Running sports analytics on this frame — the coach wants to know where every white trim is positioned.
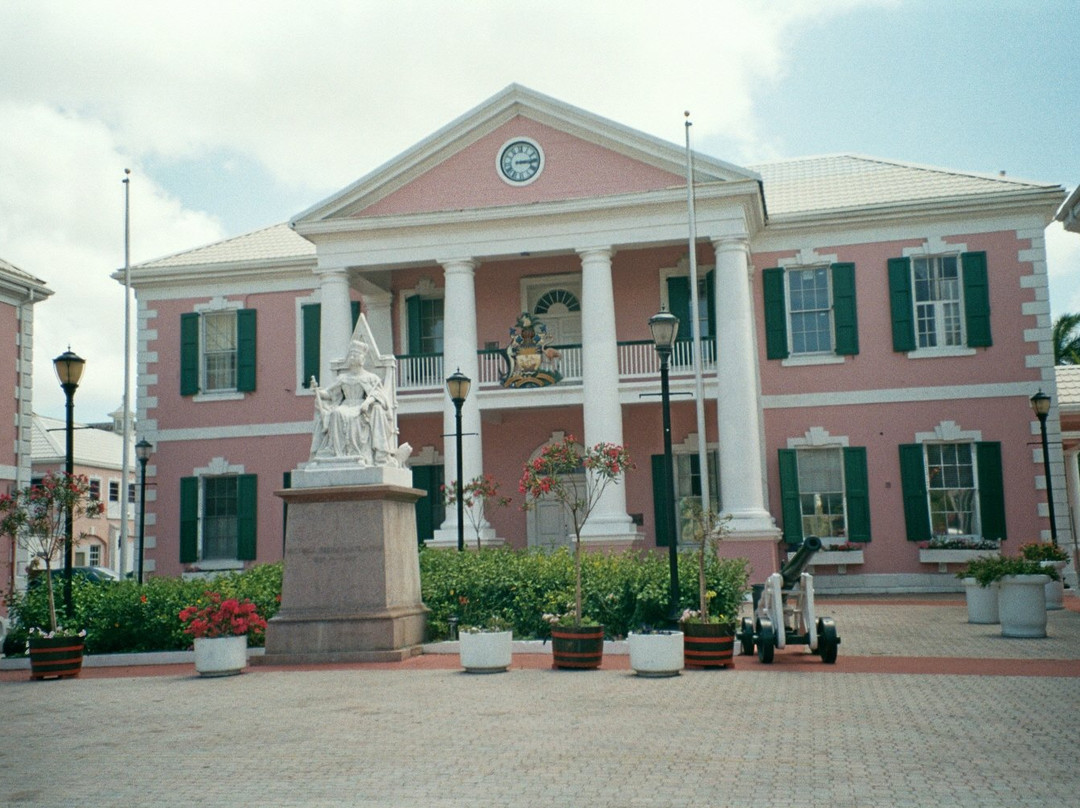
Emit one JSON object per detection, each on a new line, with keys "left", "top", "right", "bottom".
{"left": 762, "top": 380, "right": 1035, "bottom": 409}
{"left": 787, "top": 427, "right": 850, "bottom": 449}
{"left": 408, "top": 445, "right": 443, "bottom": 466}
{"left": 781, "top": 354, "right": 845, "bottom": 367}
{"left": 914, "top": 420, "right": 982, "bottom": 443}
{"left": 905, "top": 346, "right": 977, "bottom": 359}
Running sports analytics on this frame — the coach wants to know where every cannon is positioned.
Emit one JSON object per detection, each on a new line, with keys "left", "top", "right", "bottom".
{"left": 737, "top": 536, "right": 840, "bottom": 664}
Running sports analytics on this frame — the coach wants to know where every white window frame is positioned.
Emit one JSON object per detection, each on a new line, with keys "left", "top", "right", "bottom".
{"left": 914, "top": 421, "right": 984, "bottom": 541}
{"left": 902, "top": 240, "right": 976, "bottom": 359}
{"left": 193, "top": 297, "right": 245, "bottom": 402}
{"left": 190, "top": 457, "right": 246, "bottom": 571}
{"left": 787, "top": 428, "right": 851, "bottom": 546}
{"left": 785, "top": 265, "right": 835, "bottom": 357}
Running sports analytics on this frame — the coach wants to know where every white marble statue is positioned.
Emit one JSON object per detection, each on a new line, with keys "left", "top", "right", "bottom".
{"left": 309, "top": 338, "right": 410, "bottom": 468}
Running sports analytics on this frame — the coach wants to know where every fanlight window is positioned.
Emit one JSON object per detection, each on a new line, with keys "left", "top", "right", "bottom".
{"left": 534, "top": 289, "right": 580, "bottom": 315}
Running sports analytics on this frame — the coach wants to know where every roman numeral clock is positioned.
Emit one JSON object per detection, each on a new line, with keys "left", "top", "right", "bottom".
{"left": 497, "top": 137, "right": 544, "bottom": 185}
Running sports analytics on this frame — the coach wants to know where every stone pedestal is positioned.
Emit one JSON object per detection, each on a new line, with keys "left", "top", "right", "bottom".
{"left": 258, "top": 482, "right": 428, "bottom": 664}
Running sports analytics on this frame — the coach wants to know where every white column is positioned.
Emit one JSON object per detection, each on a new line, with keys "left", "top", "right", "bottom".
{"left": 1064, "top": 448, "right": 1080, "bottom": 590}
{"left": 360, "top": 288, "right": 393, "bottom": 359}
{"left": 712, "top": 236, "right": 779, "bottom": 538}
{"left": 315, "top": 268, "right": 353, "bottom": 387}
{"left": 577, "top": 247, "right": 636, "bottom": 542}
{"left": 432, "top": 259, "right": 493, "bottom": 546}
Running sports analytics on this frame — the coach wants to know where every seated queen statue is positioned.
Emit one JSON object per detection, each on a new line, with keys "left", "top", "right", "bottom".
{"left": 309, "top": 338, "right": 409, "bottom": 468}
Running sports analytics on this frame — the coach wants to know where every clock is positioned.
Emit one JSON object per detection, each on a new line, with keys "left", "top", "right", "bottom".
{"left": 497, "top": 137, "right": 544, "bottom": 185}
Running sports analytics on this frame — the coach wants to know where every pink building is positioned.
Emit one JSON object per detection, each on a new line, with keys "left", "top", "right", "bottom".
{"left": 126, "top": 86, "right": 1068, "bottom": 592}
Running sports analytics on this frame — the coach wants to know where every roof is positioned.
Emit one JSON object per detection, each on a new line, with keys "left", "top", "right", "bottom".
{"left": 1056, "top": 184, "right": 1080, "bottom": 233}
{"left": 0, "top": 256, "right": 52, "bottom": 298}
{"left": 134, "top": 223, "right": 314, "bottom": 270}
{"left": 1056, "top": 365, "right": 1080, "bottom": 411}
{"left": 750, "top": 154, "right": 1062, "bottom": 218}
{"left": 31, "top": 413, "right": 135, "bottom": 471}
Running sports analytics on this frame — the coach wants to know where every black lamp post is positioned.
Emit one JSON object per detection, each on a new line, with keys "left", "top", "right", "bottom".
{"left": 649, "top": 310, "right": 681, "bottom": 622}
{"left": 446, "top": 369, "right": 471, "bottom": 553}
{"left": 135, "top": 439, "right": 152, "bottom": 583}
{"left": 53, "top": 348, "right": 85, "bottom": 618}
{"left": 1030, "top": 390, "right": 1058, "bottom": 547}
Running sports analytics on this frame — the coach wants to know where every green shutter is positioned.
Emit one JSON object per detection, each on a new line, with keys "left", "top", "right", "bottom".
{"left": 888, "top": 258, "right": 916, "bottom": 352}
{"left": 302, "top": 303, "right": 321, "bottom": 388}
{"left": 236, "top": 309, "right": 257, "bottom": 392}
{"left": 831, "top": 263, "right": 859, "bottom": 356}
{"left": 180, "top": 313, "right": 200, "bottom": 396}
{"left": 843, "top": 447, "right": 871, "bottom": 542}
{"left": 898, "top": 444, "right": 931, "bottom": 541}
{"left": 237, "top": 474, "right": 257, "bottom": 561}
{"left": 962, "top": 252, "right": 992, "bottom": 348}
{"left": 351, "top": 300, "right": 362, "bottom": 330}
{"left": 762, "top": 268, "right": 789, "bottom": 360}
{"left": 412, "top": 465, "right": 445, "bottom": 544}
{"left": 282, "top": 471, "right": 291, "bottom": 554}
{"left": 407, "top": 295, "right": 423, "bottom": 354}
{"left": 778, "top": 449, "right": 802, "bottom": 546}
{"left": 651, "top": 454, "right": 673, "bottom": 547}
{"left": 180, "top": 476, "right": 199, "bottom": 563}
{"left": 666, "top": 276, "right": 692, "bottom": 341}
{"left": 976, "top": 441, "right": 1007, "bottom": 542}
{"left": 705, "top": 270, "right": 716, "bottom": 341}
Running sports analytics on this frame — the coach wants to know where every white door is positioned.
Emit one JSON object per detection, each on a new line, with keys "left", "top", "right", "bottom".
{"left": 527, "top": 472, "right": 584, "bottom": 549}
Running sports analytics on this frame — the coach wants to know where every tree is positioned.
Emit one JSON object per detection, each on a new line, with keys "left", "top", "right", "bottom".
{"left": 1053, "top": 312, "right": 1080, "bottom": 365}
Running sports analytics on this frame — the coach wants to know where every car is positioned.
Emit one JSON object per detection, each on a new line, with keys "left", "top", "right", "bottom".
{"left": 27, "top": 565, "right": 120, "bottom": 588}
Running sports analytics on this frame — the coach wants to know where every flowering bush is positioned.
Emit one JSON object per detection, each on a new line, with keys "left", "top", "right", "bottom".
{"left": 1019, "top": 542, "right": 1069, "bottom": 563}
{"left": 679, "top": 498, "right": 732, "bottom": 625}
{"left": 442, "top": 474, "right": 511, "bottom": 550}
{"left": 920, "top": 536, "right": 1000, "bottom": 550}
{"left": 179, "top": 591, "right": 268, "bottom": 640}
{"left": 0, "top": 471, "right": 104, "bottom": 634}
{"left": 519, "top": 436, "right": 634, "bottom": 626}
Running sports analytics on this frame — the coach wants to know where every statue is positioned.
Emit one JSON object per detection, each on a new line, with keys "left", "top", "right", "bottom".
{"left": 309, "top": 338, "right": 410, "bottom": 468}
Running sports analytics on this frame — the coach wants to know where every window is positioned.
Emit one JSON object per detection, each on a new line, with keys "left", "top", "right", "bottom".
{"left": 888, "top": 252, "right": 991, "bottom": 352}
{"left": 406, "top": 296, "right": 444, "bottom": 355}
{"left": 301, "top": 301, "right": 361, "bottom": 388}
{"left": 128, "top": 483, "right": 136, "bottom": 504}
{"left": 179, "top": 474, "right": 257, "bottom": 563}
{"left": 180, "top": 308, "right": 256, "bottom": 396}
{"left": 898, "top": 441, "right": 1005, "bottom": 542}
{"left": 763, "top": 263, "right": 858, "bottom": 359}
{"left": 88, "top": 544, "right": 101, "bottom": 566}
{"left": 109, "top": 480, "right": 120, "bottom": 503}
{"left": 778, "top": 447, "right": 870, "bottom": 546}
{"left": 88, "top": 478, "right": 101, "bottom": 502}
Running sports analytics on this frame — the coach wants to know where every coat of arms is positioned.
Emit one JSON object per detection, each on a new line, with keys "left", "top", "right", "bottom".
{"left": 501, "top": 312, "right": 563, "bottom": 388}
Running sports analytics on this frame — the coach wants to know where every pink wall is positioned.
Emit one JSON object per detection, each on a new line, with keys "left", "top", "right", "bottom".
{"left": 358, "top": 117, "right": 684, "bottom": 218}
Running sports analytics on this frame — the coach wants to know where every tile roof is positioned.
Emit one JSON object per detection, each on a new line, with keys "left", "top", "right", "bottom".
{"left": 750, "top": 154, "right": 1060, "bottom": 217}
{"left": 0, "top": 256, "right": 49, "bottom": 287}
{"left": 31, "top": 414, "right": 134, "bottom": 470}
{"left": 1055, "top": 365, "right": 1080, "bottom": 409}
{"left": 136, "top": 223, "right": 314, "bottom": 269}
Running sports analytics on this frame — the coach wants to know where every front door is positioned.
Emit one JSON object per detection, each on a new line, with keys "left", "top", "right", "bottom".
{"left": 527, "top": 472, "right": 584, "bottom": 549}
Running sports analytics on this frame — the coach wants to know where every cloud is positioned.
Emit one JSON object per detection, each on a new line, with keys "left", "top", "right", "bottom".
{"left": 1046, "top": 222, "right": 1080, "bottom": 319}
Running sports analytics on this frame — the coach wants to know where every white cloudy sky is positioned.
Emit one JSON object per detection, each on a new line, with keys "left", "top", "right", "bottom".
{"left": 2, "top": 0, "right": 1078, "bottom": 423}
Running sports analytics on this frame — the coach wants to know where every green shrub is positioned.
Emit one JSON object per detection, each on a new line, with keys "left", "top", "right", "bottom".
{"left": 419, "top": 547, "right": 749, "bottom": 640}
{"left": 3, "top": 563, "right": 282, "bottom": 655}
{"left": 958, "top": 553, "right": 1060, "bottom": 587}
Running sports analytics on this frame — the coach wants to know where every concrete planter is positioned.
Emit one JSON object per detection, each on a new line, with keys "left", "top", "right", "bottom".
{"left": 961, "top": 578, "right": 999, "bottom": 624}
{"left": 919, "top": 548, "right": 998, "bottom": 573}
{"left": 1041, "top": 561, "right": 1067, "bottom": 610}
{"left": 458, "top": 630, "right": 512, "bottom": 673}
{"left": 194, "top": 635, "right": 248, "bottom": 676}
{"left": 998, "top": 575, "right": 1050, "bottom": 638}
{"left": 627, "top": 631, "right": 683, "bottom": 677}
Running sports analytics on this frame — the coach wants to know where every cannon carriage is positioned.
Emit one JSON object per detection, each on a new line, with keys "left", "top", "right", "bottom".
{"left": 737, "top": 536, "right": 840, "bottom": 664}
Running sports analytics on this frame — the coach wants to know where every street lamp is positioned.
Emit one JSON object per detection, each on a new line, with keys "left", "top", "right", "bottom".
{"left": 135, "top": 439, "right": 153, "bottom": 583}
{"left": 1030, "top": 390, "right": 1058, "bottom": 547}
{"left": 53, "top": 348, "right": 85, "bottom": 618}
{"left": 446, "top": 369, "right": 471, "bottom": 553}
{"left": 649, "top": 309, "right": 680, "bottom": 623}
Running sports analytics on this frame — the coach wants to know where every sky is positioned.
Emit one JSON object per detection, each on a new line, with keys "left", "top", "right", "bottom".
{"left": 2, "top": 0, "right": 1078, "bottom": 424}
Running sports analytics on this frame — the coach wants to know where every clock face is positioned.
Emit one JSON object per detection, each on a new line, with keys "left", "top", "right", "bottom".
{"left": 497, "top": 138, "right": 543, "bottom": 185}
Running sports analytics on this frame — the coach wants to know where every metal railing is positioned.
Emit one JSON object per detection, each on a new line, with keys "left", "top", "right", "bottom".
{"left": 396, "top": 338, "right": 716, "bottom": 392}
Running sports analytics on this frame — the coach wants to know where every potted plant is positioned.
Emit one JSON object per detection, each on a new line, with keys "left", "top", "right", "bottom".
{"left": 442, "top": 474, "right": 511, "bottom": 550}
{"left": 677, "top": 499, "right": 737, "bottom": 668}
{"left": 1019, "top": 542, "right": 1070, "bottom": 610}
{"left": 519, "top": 435, "right": 633, "bottom": 669}
{"left": 179, "top": 591, "right": 268, "bottom": 676}
{"left": 957, "top": 554, "right": 1057, "bottom": 638}
{"left": 627, "top": 624, "right": 684, "bottom": 677}
{"left": 458, "top": 615, "right": 513, "bottom": 673}
{"left": 956, "top": 554, "right": 1003, "bottom": 624}
{"left": 0, "top": 471, "right": 103, "bottom": 680}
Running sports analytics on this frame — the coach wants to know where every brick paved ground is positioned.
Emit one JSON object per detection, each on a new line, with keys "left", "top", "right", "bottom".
{"left": 2, "top": 598, "right": 1079, "bottom": 807}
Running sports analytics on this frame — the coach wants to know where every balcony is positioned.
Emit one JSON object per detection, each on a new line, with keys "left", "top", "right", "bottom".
{"left": 395, "top": 339, "right": 717, "bottom": 393}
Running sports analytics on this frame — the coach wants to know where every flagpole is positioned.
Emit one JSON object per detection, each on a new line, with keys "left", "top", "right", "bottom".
{"left": 119, "top": 169, "right": 132, "bottom": 578}
{"left": 684, "top": 112, "right": 712, "bottom": 518}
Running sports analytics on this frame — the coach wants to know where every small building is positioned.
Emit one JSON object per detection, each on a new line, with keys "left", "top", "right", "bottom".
{"left": 125, "top": 85, "right": 1069, "bottom": 592}
{"left": 0, "top": 257, "right": 52, "bottom": 604}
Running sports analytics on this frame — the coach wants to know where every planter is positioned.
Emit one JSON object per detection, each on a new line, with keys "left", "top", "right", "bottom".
{"left": 998, "top": 574, "right": 1050, "bottom": 638}
{"left": 550, "top": 624, "right": 604, "bottom": 670}
{"left": 919, "top": 548, "right": 998, "bottom": 573}
{"left": 459, "top": 630, "right": 513, "bottom": 673}
{"left": 627, "top": 631, "right": 683, "bottom": 677}
{"left": 807, "top": 550, "right": 864, "bottom": 574}
{"left": 194, "top": 635, "right": 248, "bottom": 676}
{"left": 680, "top": 621, "right": 735, "bottom": 668}
{"left": 1041, "top": 561, "right": 1066, "bottom": 610}
{"left": 28, "top": 636, "right": 84, "bottom": 680}
{"left": 961, "top": 578, "right": 999, "bottom": 624}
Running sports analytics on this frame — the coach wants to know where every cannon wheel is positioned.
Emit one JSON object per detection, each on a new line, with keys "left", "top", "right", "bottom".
{"left": 739, "top": 617, "right": 755, "bottom": 656}
{"left": 817, "top": 617, "right": 838, "bottom": 664}
{"left": 756, "top": 617, "right": 775, "bottom": 664}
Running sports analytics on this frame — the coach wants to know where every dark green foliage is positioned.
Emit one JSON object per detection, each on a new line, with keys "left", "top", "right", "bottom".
{"left": 4, "top": 563, "right": 282, "bottom": 655}
{"left": 419, "top": 547, "right": 749, "bottom": 640}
